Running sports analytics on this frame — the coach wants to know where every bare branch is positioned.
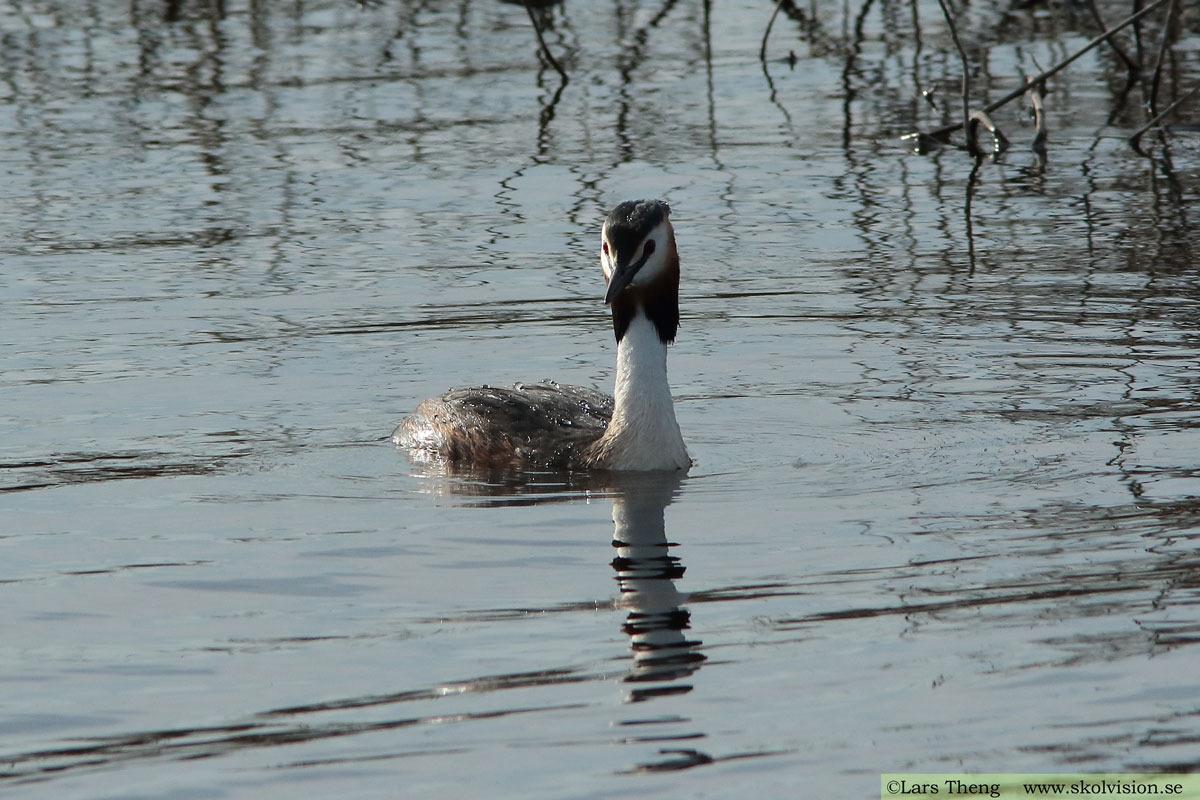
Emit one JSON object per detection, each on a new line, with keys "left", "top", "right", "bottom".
{"left": 761, "top": 0, "right": 787, "bottom": 63}
{"left": 1130, "top": 85, "right": 1200, "bottom": 154}
{"left": 1147, "top": 0, "right": 1179, "bottom": 118}
{"left": 937, "top": 0, "right": 979, "bottom": 156}
{"left": 968, "top": 110, "right": 1010, "bottom": 155}
{"left": 1087, "top": 0, "right": 1138, "bottom": 74}
{"left": 1029, "top": 80, "right": 1047, "bottom": 155}
{"left": 522, "top": 0, "right": 568, "bottom": 85}
{"left": 920, "top": 0, "right": 1168, "bottom": 142}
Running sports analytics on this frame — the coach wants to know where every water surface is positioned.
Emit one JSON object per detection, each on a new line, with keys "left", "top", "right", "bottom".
{"left": 2, "top": 0, "right": 1199, "bottom": 797}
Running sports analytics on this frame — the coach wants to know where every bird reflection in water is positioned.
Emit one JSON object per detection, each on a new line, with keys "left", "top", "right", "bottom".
{"left": 399, "top": 463, "right": 709, "bottom": 769}
{"left": 401, "top": 464, "right": 705, "bottom": 691}
{"left": 608, "top": 471, "right": 705, "bottom": 701}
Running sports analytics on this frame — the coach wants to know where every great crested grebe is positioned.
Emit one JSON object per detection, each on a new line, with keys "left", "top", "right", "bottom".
{"left": 393, "top": 199, "right": 690, "bottom": 472}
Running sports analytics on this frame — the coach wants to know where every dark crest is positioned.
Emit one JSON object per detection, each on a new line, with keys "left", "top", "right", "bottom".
{"left": 605, "top": 200, "right": 669, "bottom": 267}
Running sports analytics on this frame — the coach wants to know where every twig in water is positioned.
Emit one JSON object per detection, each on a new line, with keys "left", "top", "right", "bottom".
{"left": 522, "top": 0, "right": 568, "bottom": 85}
{"left": 761, "top": 0, "right": 787, "bottom": 63}
{"left": 968, "top": 110, "right": 1010, "bottom": 156}
{"left": 1129, "top": 85, "right": 1200, "bottom": 155}
{"left": 1086, "top": 0, "right": 1138, "bottom": 75}
{"left": 1132, "top": 0, "right": 1148, "bottom": 70}
{"left": 1146, "top": 0, "right": 1178, "bottom": 119}
{"left": 919, "top": 0, "right": 1168, "bottom": 143}
{"left": 760, "top": 0, "right": 798, "bottom": 131}
{"left": 1029, "top": 79, "right": 1047, "bottom": 156}
{"left": 937, "top": 0, "right": 979, "bottom": 156}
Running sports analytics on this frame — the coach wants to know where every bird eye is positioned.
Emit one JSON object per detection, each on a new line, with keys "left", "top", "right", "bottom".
{"left": 643, "top": 240, "right": 656, "bottom": 256}
{"left": 602, "top": 241, "right": 609, "bottom": 255}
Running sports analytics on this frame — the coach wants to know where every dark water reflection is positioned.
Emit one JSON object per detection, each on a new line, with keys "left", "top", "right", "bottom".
{"left": 2, "top": 0, "right": 1200, "bottom": 796}
{"left": 610, "top": 473, "right": 705, "bottom": 696}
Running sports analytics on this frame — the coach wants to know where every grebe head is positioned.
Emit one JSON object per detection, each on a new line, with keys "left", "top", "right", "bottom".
{"left": 601, "top": 199, "right": 675, "bottom": 305}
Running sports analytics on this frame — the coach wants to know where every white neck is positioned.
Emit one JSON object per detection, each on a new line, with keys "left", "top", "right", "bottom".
{"left": 589, "top": 311, "right": 690, "bottom": 471}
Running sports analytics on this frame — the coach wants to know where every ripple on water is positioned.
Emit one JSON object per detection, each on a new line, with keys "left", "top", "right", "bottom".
{"left": 3, "top": 0, "right": 1200, "bottom": 796}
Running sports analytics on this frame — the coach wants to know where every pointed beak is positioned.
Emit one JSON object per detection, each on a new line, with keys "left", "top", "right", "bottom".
{"left": 604, "top": 252, "right": 650, "bottom": 305}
